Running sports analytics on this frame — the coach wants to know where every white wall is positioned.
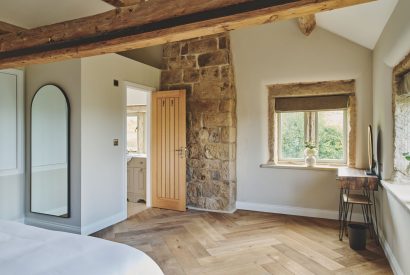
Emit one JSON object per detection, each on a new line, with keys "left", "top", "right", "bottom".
{"left": 373, "top": 0, "right": 410, "bottom": 273}
{"left": 127, "top": 87, "right": 148, "bottom": 106}
{"left": 231, "top": 20, "right": 373, "bottom": 216}
{"left": 25, "top": 59, "right": 82, "bottom": 233}
{"left": 0, "top": 70, "right": 24, "bottom": 221}
{"left": 80, "top": 54, "right": 160, "bottom": 234}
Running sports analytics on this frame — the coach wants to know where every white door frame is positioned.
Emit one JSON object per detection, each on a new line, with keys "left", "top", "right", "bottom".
{"left": 122, "top": 81, "right": 156, "bottom": 214}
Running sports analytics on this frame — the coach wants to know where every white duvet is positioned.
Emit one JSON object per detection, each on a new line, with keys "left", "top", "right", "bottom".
{"left": 0, "top": 220, "right": 163, "bottom": 275}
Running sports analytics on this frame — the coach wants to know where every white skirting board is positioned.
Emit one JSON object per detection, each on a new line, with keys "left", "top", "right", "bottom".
{"left": 81, "top": 211, "right": 127, "bottom": 236}
{"left": 25, "top": 218, "right": 81, "bottom": 234}
{"left": 236, "top": 201, "right": 364, "bottom": 222}
{"left": 378, "top": 227, "right": 404, "bottom": 275}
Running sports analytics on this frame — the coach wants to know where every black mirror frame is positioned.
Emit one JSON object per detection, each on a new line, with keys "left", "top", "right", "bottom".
{"left": 30, "top": 84, "right": 71, "bottom": 218}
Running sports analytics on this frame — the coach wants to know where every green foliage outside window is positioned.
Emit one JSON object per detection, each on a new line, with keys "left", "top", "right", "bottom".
{"left": 280, "top": 110, "right": 345, "bottom": 162}
{"left": 280, "top": 112, "right": 305, "bottom": 159}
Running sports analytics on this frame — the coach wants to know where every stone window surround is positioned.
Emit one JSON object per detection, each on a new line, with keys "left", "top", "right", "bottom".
{"left": 392, "top": 52, "right": 410, "bottom": 180}
{"left": 267, "top": 80, "right": 357, "bottom": 168}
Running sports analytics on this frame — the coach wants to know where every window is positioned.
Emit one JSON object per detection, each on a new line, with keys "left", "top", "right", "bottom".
{"left": 268, "top": 80, "right": 356, "bottom": 167}
{"left": 127, "top": 106, "right": 147, "bottom": 154}
{"left": 278, "top": 110, "right": 347, "bottom": 164}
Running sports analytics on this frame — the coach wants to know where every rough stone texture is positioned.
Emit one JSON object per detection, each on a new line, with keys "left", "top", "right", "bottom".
{"left": 160, "top": 33, "right": 237, "bottom": 212}
{"left": 393, "top": 55, "right": 410, "bottom": 178}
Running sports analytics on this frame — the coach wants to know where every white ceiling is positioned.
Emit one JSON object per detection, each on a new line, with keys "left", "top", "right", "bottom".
{"left": 0, "top": 0, "right": 399, "bottom": 50}
{"left": 0, "top": 0, "right": 112, "bottom": 29}
{"left": 316, "top": 0, "right": 398, "bottom": 50}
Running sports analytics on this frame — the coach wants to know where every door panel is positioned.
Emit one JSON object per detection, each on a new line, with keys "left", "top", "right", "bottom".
{"left": 152, "top": 90, "right": 186, "bottom": 211}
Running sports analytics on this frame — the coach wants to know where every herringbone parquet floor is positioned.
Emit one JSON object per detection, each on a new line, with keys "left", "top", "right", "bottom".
{"left": 93, "top": 208, "right": 392, "bottom": 275}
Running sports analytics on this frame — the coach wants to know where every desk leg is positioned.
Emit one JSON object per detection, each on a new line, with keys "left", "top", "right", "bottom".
{"left": 339, "top": 188, "right": 348, "bottom": 241}
{"left": 338, "top": 188, "right": 343, "bottom": 240}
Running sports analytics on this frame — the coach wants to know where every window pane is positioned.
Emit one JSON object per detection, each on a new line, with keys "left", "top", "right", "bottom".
{"left": 317, "top": 111, "right": 344, "bottom": 160}
{"left": 280, "top": 112, "right": 305, "bottom": 159}
{"left": 127, "top": 116, "right": 139, "bottom": 152}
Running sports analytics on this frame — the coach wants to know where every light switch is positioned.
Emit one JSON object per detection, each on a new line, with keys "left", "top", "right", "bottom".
{"left": 113, "top": 139, "right": 119, "bottom": 146}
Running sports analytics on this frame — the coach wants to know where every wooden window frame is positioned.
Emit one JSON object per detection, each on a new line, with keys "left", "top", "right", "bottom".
{"left": 268, "top": 80, "right": 356, "bottom": 167}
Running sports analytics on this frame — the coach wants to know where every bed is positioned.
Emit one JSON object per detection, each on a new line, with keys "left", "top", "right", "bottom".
{"left": 0, "top": 220, "right": 163, "bottom": 275}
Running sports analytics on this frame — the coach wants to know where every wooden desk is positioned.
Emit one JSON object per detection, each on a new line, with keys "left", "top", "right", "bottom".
{"left": 337, "top": 167, "right": 379, "bottom": 190}
{"left": 337, "top": 167, "right": 379, "bottom": 243}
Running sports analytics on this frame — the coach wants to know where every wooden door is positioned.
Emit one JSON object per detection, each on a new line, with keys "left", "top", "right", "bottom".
{"left": 152, "top": 90, "right": 186, "bottom": 211}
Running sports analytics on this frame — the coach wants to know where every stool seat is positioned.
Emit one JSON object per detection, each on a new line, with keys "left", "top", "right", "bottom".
{"left": 343, "top": 194, "right": 372, "bottom": 205}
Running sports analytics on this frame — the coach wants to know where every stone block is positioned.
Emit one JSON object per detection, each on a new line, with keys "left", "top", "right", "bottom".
{"left": 163, "top": 43, "right": 180, "bottom": 58}
{"left": 198, "top": 50, "right": 229, "bottom": 67}
{"left": 183, "top": 68, "right": 200, "bottom": 83}
{"left": 205, "top": 197, "right": 228, "bottom": 210}
{"left": 188, "top": 38, "right": 218, "bottom": 54}
{"left": 221, "top": 161, "right": 236, "bottom": 181}
{"left": 181, "top": 42, "right": 188, "bottom": 55}
{"left": 161, "top": 69, "right": 182, "bottom": 84}
{"left": 188, "top": 143, "right": 203, "bottom": 159}
{"left": 221, "top": 86, "right": 236, "bottom": 100}
{"left": 208, "top": 128, "right": 221, "bottom": 143}
{"left": 187, "top": 112, "right": 203, "bottom": 129}
{"left": 200, "top": 67, "right": 220, "bottom": 81}
{"left": 221, "top": 127, "right": 236, "bottom": 143}
{"left": 204, "top": 112, "right": 233, "bottom": 127}
{"left": 193, "top": 82, "right": 222, "bottom": 99}
{"left": 221, "top": 65, "right": 233, "bottom": 80}
{"left": 188, "top": 100, "right": 220, "bottom": 113}
{"left": 204, "top": 143, "right": 235, "bottom": 161}
{"left": 218, "top": 36, "right": 230, "bottom": 50}
{"left": 168, "top": 55, "right": 197, "bottom": 70}
{"left": 210, "top": 170, "right": 221, "bottom": 180}
{"left": 203, "top": 159, "right": 222, "bottom": 170}
{"left": 220, "top": 99, "right": 236, "bottom": 113}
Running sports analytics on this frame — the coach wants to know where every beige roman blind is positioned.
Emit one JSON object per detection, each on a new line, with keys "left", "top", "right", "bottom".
{"left": 275, "top": 95, "right": 349, "bottom": 112}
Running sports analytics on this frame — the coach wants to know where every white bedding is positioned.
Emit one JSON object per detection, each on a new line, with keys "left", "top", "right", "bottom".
{"left": 0, "top": 220, "right": 163, "bottom": 275}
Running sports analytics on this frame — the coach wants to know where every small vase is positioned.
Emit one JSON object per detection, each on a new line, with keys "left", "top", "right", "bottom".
{"left": 304, "top": 148, "right": 317, "bottom": 167}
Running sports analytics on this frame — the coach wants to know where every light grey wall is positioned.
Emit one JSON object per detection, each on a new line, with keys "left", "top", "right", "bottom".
{"left": 373, "top": 0, "right": 410, "bottom": 273}
{"left": 231, "top": 20, "right": 373, "bottom": 214}
{"left": 0, "top": 69, "right": 25, "bottom": 221}
{"left": 80, "top": 54, "right": 160, "bottom": 234}
{"left": 25, "top": 59, "right": 82, "bottom": 232}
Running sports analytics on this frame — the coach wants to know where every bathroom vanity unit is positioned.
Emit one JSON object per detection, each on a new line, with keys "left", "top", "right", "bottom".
{"left": 127, "top": 156, "right": 147, "bottom": 203}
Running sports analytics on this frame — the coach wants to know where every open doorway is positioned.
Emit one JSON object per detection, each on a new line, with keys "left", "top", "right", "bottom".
{"left": 124, "top": 82, "right": 154, "bottom": 218}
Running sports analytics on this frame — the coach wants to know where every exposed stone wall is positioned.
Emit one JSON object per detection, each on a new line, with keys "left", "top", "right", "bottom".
{"left": 393, "top": 56, "right": 410, "bottom": 178}
{"left": 160, "top": 33, "right": 237, "bottom": 212}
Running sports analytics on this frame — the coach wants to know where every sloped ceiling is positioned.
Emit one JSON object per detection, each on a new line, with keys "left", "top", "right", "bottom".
{"left": 316, "top": 0, "right": 398, "bottom": 50}
{"left": 0, "top": 0, "right": 112, "bottom": 29}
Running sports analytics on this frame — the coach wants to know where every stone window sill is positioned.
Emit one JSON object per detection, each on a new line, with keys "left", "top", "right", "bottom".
{"left": 381, "top": 179, "right": 410, "bottom": 214}
{"left": 260, "top": 163, "right": 342, "bottom": 171}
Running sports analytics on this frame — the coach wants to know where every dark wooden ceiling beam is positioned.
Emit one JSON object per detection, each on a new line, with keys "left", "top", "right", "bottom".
{"left": 0, "top": 21, "right": 26, "bottom": 35}
{"left": 102, "top": 0, "right": 144, "bottom": 8}
{"left": 298, "top": 14, "right": 316, "bottom": 36}
{"left": 0, "top": 0, "right": 374, "bottom": 69}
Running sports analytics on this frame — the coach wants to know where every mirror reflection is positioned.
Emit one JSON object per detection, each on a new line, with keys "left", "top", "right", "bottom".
{"left": 31, "top": 85, "right": 69, "bottom": 218}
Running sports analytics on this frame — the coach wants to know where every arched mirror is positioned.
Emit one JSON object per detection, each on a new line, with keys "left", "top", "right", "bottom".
{"left": 31, "top": 85, "right": 70, "bottom": 218}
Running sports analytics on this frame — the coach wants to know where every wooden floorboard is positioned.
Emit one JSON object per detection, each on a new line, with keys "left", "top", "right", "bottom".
{"left": 93, "top": 209, "right": 392, "bottom": 275}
